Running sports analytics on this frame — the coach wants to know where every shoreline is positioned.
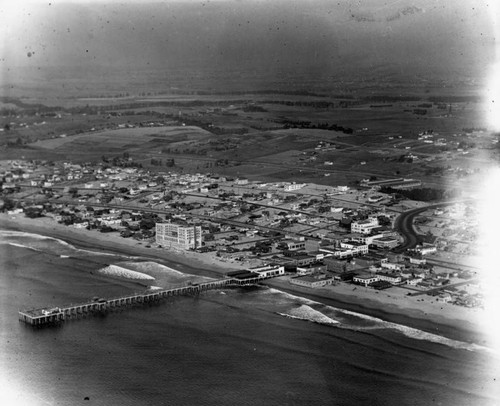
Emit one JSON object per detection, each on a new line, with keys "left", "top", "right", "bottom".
{"left": 0, "top": 214, "right": 488, "bottom": 346}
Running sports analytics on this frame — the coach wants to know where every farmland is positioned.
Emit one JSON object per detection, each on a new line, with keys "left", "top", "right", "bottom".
{"left": 1, "top": 78, "right": 497, "bottom": 191}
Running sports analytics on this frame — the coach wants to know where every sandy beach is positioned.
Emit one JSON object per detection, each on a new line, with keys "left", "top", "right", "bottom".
{"left": 0, "top": 213, "right": 488, "bottom": 345}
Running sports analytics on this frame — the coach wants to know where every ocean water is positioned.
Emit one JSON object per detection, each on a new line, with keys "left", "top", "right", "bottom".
{"left": 0, "top": 231, "right": 499, "bottom": 406}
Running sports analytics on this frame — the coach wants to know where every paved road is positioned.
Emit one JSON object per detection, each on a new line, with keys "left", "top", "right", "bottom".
{"left": 392, "top": 202, "right": 455, "bottom": 253}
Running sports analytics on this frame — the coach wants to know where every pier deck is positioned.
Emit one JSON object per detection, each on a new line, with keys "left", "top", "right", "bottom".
{"left": 19, "top": 276, "right": 266, "bottom": 327}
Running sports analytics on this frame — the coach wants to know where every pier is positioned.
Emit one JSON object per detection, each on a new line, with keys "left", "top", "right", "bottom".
{"left": 19, "top": 275, "right": 266, "bottom": 327}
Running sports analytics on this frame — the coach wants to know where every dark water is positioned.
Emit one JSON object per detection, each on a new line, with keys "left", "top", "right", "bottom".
{"left": 1, "top": 232, "right": 499, "bottom": 406}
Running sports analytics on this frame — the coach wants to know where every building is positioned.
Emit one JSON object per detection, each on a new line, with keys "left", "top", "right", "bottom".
{"left": 296, "top": 263, "right": 327, "bottom": 276}
{"left": 415, "top": 244, "right": 437, "bottom": 255}
{"left": 371, "top": 236, "right": 399, "bottom": 249}
{"left": 287, "top": 254, "right": 317, "bottom": 266}
{"left": 289, "top": 274, "right": 334, "bottom": 288}
{"left": 353, "top": 274, "right": 379, "bottom": 287}
{"left": 324, "top": 257, "right": 354, "bottom": 272}
{"left": 376, "top": 272, "right": 402, "bottom": 284}
{"left": 280, "top": 240, "right": 306, "bottom": 251}
{"left": 247, "top": 264, "right": 285, "bottom": 278}
{"left": 156, "top": 222, "right": 202, "bottom": 250}
{"left": 320, "top": 241, "right": 368, "bottom": 259}
{"left": 339, "top": 241, "right": 369, "bottom": 255}
{"left": 360, "top": 178, "right": 422, "bottom": 190}
{"left": 380, "top": 261, "right": 403, "bottom": 271}
{"left": 284, "top": 182, "right": 306, "bottom": 191}
{"left": 351, "top": 217, "right": 379, "bottom": 234}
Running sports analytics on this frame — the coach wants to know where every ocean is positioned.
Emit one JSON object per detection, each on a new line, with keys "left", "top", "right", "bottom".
{"left": 0, "top": 231, "right": 498, "bottom": 406}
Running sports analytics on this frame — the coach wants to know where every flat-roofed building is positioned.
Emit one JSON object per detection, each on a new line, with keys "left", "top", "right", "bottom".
{"left": 156, "top": 222, "right": 202, "bottom": 250}
{"left": 351, "top": 217, "right": 379, "bottom": 234}
{"left": 248, "top": 264, "right": 285, "bottom": 278}
{"left": 296, "top": 263, "right": 327, "bottom": 276}
{"left": 353, "top": 274, "right": 379, "bottom": 287}
{"left": 289, "top": 274, "right": 334, "bottom": 288}
{"left": 376, "top": 272, "right": 402, "bottom": 284}
{"left": 371, "top": 236, "right": 399, "bottom": 249}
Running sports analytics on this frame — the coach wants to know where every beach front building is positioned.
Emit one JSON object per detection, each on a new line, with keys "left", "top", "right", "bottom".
{"left": 289, "top": 273, "right": 334, "bottom": 288}
{"left": 248, "top": 264, "right": 285, "bottom": 278}
{"left": 353, "top": 274, "right": 380, "bottom": 287}
{"left": 156, "top": 222, "right": 202, "bottom": 250}
{"left": 376, "top": 272, "right": 402, "bottom": 284}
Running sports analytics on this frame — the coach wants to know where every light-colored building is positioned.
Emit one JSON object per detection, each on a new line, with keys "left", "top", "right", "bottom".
{"left": 284, "top": 182, "right": 306, "bottom": 191}
{"left": 353, "top": 274, "right": 379, "bottom": 287}
{"left": 351, "top": 217, "right": 379, "bottom": 234}
{"left": 376, "top": 272, "right": 402, "bottom": 284}
{"left": 320, "top": 241, "right": 368, "bottom": 259}
{"left": 248, "top": 264, "right": 285, "bottom": 278}
{"left": 415, "top": 244, "right": 437, "bottom": 255}
{"left": 156, "top": 222, "right": 202, "bottom": 250}
{"left": 289, "top": 274, "right": 334, "bottom": 288}
{"left": 371, "top": 236, "right": 399, "bottom": 249}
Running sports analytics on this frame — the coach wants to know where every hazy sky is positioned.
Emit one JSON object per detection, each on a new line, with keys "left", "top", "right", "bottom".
{"left": 0, "top": 0, "right": 497, "bottom": 82}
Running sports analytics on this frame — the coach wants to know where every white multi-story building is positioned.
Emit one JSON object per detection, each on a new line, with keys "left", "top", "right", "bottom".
{"left": 156, "top": 222, "right": 202, "bottom": 250}
{"left": 351, "top": 217, "right": 379, "bottom": 234}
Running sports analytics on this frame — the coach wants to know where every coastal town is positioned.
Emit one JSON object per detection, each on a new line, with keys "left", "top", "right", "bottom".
{"left": 0, "top": 157, "right": 483, "bottom": 314}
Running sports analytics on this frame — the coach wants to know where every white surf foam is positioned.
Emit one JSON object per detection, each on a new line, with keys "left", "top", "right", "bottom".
{"left": 123, "top": 261, "right": 185, "bottom": 276}
{"left": 98, "top": 265, "right": 155, "bottom": 281}
{"left": 279, "top": 304, "right": 339, "bottom": 325}
{"left": 6, "top": 242, "right": 43, "bottom": 252}
{"left": 265, "top": 288, "right": 493, "bottom": 354}
{"left": 0, "top": 230, "right": 139, "bottom": 259}
{"left": 121, "top": 261, "right": 215, "bottom": 282}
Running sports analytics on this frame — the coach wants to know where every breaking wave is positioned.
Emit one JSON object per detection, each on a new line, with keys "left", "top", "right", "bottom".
{"left": 121, "top": 261, "right": 214, "bottom": 286}
{"left": 265, "top": 288, "right": 492, "bottom": 354}
{"left": 7, "top": 242, "right": 44, "bottom": 252}
{"left": 278, "top": 304, "right": 339, "bottom": 326}
{"left": 0, "top": 230, "right": 138, "bottom": 259}
{"left": 98, "top": 265, "right": 155, "bottom": 281}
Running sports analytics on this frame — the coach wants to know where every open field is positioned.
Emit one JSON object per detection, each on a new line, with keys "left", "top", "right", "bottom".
{"left": 2, "top": 79, "right": 497, "bottom": 189}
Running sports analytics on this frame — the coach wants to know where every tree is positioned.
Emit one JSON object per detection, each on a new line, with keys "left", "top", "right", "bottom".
{"left": 0, "top": 197, "right": 15, "bottom": 211}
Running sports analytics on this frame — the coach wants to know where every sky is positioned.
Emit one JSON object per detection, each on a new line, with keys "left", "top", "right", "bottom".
{"left": 0, "top": 0, "right": 497, "bottom": 85}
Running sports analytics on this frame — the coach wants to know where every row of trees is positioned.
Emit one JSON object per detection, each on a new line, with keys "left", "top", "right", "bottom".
{"left": 379, "top": 187, "right": 457, "bottom": 202}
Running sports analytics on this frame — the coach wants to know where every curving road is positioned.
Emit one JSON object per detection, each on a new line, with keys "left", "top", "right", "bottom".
{"left": 392, "top": 202, "right": 456, "bottom": 253}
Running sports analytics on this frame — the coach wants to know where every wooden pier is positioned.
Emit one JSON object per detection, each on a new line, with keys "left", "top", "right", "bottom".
{"left": 18, "top": 276, "right": 266, "bottom": 327}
